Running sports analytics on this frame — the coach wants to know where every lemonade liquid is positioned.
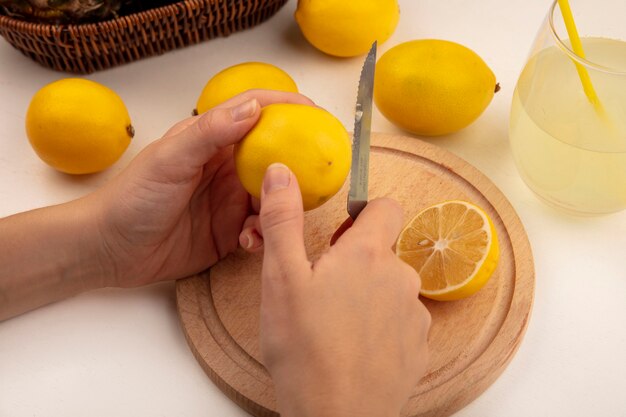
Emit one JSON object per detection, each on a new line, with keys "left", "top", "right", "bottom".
{"left": 510, "top": 38, "right": 626, "bottom": 215}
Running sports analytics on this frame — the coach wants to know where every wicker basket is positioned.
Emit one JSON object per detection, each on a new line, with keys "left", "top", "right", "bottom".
{"left": 0, "top": 0, "right": 288, "bottom": 74}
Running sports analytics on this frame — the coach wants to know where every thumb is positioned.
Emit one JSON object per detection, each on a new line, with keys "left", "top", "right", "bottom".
{"left": 260, "top": 163, "right": 309, "bottom": 275}
{"left": 164, "top": 98, "right": 260, "bottom": 168}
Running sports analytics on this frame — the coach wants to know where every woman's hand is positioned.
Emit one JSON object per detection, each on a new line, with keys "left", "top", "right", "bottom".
{"left": 91, "top": 90, "right": 314, "bottom": 288}
{"left": 256, "top": 163, "right": 431, "bottom": 417}
{"left": 1, "top": 90, "right": 316, "bottom": 321}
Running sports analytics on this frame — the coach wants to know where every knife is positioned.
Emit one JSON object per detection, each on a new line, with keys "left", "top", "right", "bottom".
{"left": 329, "top": 42, "right": 376, "bottom": 246}
{"left": 347, "top": 41, "right": 376, "bottom": 219}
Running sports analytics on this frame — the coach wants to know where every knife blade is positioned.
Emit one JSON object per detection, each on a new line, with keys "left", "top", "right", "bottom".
{"left": 347, "top": 41, "right": 377, "bottom": 220}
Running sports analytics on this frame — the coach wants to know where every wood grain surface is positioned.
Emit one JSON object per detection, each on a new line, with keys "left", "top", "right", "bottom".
{"left": 176, "top": 132, "right": 535, "bottom": 417}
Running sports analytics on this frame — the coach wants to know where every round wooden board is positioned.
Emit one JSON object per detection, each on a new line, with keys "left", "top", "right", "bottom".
{"left": 176, "top": 133, "right": 535, "bottom": 417}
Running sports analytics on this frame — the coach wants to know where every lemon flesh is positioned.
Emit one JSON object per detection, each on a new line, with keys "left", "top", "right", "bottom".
{"left": 196, "top": 62, "right": 298, "bottom": 113}
{"left": 295, "top": 0, "right": 399, "bottom": 57}
{"left": 234, "top": 103, "right": 351, "bottom": 211}
{"left": 375, "top": 40, "right": 497, "bottom": 136}
{"left": 396, "top": 200, "right": 500, "bottom": 301}
{"left": 26, "top": 78, "right": 132, "bottom": 175}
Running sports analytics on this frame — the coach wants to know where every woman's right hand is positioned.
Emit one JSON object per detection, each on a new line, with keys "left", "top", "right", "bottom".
{"left": 254, "top": 163, "right": 431, "bottom": 417}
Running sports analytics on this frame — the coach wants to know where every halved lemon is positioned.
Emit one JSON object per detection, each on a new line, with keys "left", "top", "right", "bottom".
{"left": 396, "top": 200, "right": 500, "bottom": 301}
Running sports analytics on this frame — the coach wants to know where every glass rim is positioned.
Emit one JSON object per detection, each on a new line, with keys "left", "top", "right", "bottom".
{"left": 549, "top": 0, "right": 626, "bottom": 75}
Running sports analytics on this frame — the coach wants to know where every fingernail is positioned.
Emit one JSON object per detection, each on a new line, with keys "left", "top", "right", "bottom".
{"left": 264, "top": 163, "right": 291, "bottom": 193}
{"left": 231, "top": 99, "right": 258, "bottom": 122}
{"left": 240, "top": 232, "right": 254, "bottom": 249}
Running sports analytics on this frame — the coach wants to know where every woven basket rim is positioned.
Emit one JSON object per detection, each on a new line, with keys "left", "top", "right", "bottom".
{"left": 0, "top": 0, "right": 241, "bottom": 34}
{"left": 0, "top": 0, "right": 287, "bottom": 73}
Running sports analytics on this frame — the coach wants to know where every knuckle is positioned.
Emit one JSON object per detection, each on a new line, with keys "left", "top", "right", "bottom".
{"left": 260, "top": 199, "right": 300, "bottom": 232}
{"left": 196, "top": 108, "right": 218, "bottom": 134}
{"left": 149, "top": 139, "right": 171, "bottom": 162}
{"left": 141, "top": 138, "right": 176, "bottom": 169}
{"left": 353, "top": 239, "right": 383, "bottom": 260}
{"left": 372, "top": 197, "right": 403, "bottom": 215}
{"left": 400, "top": 261, "right": 421, "bottom": 285}
{"left": 417, "top": 302, "right": 432, "bottom": 330}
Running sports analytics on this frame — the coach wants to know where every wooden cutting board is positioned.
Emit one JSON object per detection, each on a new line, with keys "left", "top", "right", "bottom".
{"left": 176, "top": 132, "right": 534, "bottom": 417}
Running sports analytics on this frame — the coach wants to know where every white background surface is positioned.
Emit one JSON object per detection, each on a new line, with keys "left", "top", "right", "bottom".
{"left": 1, "top": 0, "right": 626, "bottom": 416}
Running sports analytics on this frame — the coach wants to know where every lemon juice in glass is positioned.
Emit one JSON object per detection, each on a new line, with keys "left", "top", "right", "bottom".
{"left": 509, "top": 0, "right": 626, "bottom": 215}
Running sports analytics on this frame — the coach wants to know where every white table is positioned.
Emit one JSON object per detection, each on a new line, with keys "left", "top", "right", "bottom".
{"left": 1, "top": 1, "right": 625, "bottom": 416}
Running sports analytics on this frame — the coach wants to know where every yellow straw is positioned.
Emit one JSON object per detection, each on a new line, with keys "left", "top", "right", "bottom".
{"left": 557, "top": 0, "right": 602, "bottom": 108}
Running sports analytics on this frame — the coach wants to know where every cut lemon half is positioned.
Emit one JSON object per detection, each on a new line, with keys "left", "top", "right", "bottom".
{"left": 396, "top": 200, "right": 500, "bottom": 301}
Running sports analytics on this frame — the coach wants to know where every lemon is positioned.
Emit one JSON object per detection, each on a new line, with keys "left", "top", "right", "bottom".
{"left": 26, "top": 78, "right": 133, "bottom": 175}
{"left": 396, "top": 200, "right": 500, "bottom": 301}
{"left": 234, "top": 103, "right": 351, "bottom": 211}
{"left": 196, "top": 62, "right": 298, "bottom": 114}
{"left": 295, "top": 0, "right": 399, "bottom": 57}
{"left": 375, "top": 40, "right": 499, "bottom": 136}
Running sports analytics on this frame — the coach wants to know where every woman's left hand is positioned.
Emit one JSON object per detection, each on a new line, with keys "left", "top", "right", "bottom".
{"left": 91, "top": 90, "right": 314, "bottom": 288}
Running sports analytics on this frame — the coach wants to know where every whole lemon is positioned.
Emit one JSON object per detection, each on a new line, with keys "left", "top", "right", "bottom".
{"left": 235, "top": 103, "right": 351, "bottom": 211}
{"left": 295, "top": 0, "right": 399, "bottom": 57}
{"left": 374, "top": 40, "right": 499, "bottom": 136}
{"left": 26, "top": 78, "right": 133, "bottom": 174}
{"left": 196, "top": 62, "right": 298, "bottom": 114}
